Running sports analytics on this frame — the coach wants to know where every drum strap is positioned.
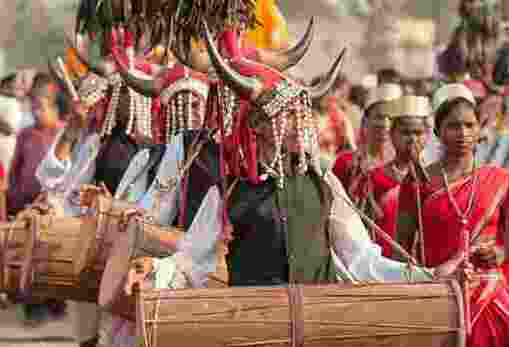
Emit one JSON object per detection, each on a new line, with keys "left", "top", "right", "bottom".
{"left": 287, "top": 284, "right": 304, "bottom": 347}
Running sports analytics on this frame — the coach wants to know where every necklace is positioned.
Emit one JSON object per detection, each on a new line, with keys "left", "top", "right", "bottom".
{"left": 440, "top": 162, "right": 478, "bottom": 228}
{"left": 440, "top": 160, "right": 477, "bottom": 338}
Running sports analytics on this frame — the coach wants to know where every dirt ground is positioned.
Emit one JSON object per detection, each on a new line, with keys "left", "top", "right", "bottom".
{"left": 0, "top": 302, "right": 76, "bottom": 347}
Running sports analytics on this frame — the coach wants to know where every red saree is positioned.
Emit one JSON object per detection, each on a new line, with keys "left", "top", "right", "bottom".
{"left": 333, "top": 150, "right": 386, "bottom": 201}
{"left": 332, "top": 118, "right": 394, "bottom": 200}
{"left": 398, "top": 166, "right": 509, "bottom": 347}
{"left": 369, "top": 167, "right": 400, "bottom": 258}
{"left": 333, "top": 150, "right": 355, "bottom": 189}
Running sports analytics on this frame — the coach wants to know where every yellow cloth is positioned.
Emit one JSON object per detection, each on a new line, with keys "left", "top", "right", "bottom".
{"left": 245, "top": 0, "right": 291, "bottom": 49}
{"left": 191, "top": 37, "right": 205, "bottom": 50}
{"left": 145, "top": 45, "right": 174, "bottom": 64}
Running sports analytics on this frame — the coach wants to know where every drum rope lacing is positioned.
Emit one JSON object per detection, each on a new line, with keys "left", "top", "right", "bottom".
{"left": 0, "top": 212, "right": 26, "bottom": 293}
{"left": 1, "top": 207, "right": 97, "bottom": 300}
{"left": 288, "top": 284, "right": 305, "bottom": 347}
{"left": 141, "top": 292, "right": 161, "bottom": 347}
{"left": 11, "top": 208, "right": 45, "bottom": 295}
{"left": 0, "top": 219, "right": 16, "bottom": 293}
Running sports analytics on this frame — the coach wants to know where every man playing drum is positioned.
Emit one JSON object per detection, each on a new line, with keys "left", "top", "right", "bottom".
{"left": 199, "top": 19, "right": 436, "bottom": 287}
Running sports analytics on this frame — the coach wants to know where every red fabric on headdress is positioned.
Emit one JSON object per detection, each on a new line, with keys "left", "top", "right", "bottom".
{"left": 151, "top": 98, "right": 164, "bottom": 144}
{"left": 219, "top": 29, "right": 242, "bottom": 59}
{"left": 47, "top": 82, "right": 59, "bottom": 94}
{"left": 123, "top": 30, "right": 135, "bottom": 49}
{"left": 241, "top": 42, "right": 258, "bottom": 60}
{"left": 133, "top": 60, "right": 153, "bottom": 75}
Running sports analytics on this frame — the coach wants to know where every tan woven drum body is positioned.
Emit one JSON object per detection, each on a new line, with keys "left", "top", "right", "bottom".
{"left": 0, "top": 195, "right": 152, "bottom": 303}
{"left": 0, "top": 211, "right": 100, "bottom": 302}
{"left": 137, "top": 281, "right": 466, "bottom": 347}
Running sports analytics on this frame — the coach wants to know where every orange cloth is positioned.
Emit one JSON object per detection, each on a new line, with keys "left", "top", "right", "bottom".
{"left": 65, "top": 47, "right": 88, "bottom": 80}
{"left": 245, "top": 0, "right": 290, "bottom": 50}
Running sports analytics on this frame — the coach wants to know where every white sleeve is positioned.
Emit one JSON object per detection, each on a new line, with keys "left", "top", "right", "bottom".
{"left": 37, "top": 131, "right": 100, "bottom": 218}
{"left": 36, "top": 129, "right": 73, "bottom": 190}
{"left": 176, "top": 185, "right": 223, "bottom": 287}
{"left": 154, "top": 186, "right": 223, "bottom": 289}
{"left": 324, "top": 171, "right": 432, "bottom": 282}
{"left": 3, "top": 98, "right": 22, "bottom": 133}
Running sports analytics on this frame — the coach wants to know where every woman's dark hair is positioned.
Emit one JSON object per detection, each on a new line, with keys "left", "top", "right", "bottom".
{"left": 434, "top": 97, "right": 478, "bottom": 135}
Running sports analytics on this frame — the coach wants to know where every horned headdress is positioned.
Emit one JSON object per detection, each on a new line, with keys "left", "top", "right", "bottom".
{"left": 203, "top": 19, "right": 346, "bottom": 187}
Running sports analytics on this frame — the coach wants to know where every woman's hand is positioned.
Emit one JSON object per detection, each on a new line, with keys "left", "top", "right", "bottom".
{"left": 55, "top": 101, "right": 89, "bottom": 161}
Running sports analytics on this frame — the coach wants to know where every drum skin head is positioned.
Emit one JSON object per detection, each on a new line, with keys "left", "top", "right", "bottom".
{"left": 98, "top": 222, "right": 138, "bottom": 307}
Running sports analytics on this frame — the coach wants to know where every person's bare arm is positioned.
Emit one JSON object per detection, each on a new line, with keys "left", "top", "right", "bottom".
{"left": 54, "top": 102, "right": 88, "bottom": 161}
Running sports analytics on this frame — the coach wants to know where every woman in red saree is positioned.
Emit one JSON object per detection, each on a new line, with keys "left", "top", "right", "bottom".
{"left": 397, "top": 83, "right": 509, "bottom": 347}
{"left": 333, "top": 83, "right": 400, "bottom": 208}
{"left": 369, "top": 95, "right": 431, "bottom": 257}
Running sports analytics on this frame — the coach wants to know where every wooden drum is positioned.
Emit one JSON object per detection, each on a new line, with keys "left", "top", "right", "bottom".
{"left": 137, "top": 281, "right": 466, "bottom": 347}
{"left": 0, "top": 208, "right": 99, "bottom": 302}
